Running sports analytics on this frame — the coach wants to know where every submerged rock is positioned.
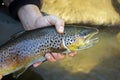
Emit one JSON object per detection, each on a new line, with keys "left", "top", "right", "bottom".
{"left": 42, "top": 0, "right": 120, "bottom": 26}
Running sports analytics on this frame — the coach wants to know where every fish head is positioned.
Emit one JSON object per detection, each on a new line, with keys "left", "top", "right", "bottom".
{"left": 63, "top": 26, "right": 99, "bottom": 52}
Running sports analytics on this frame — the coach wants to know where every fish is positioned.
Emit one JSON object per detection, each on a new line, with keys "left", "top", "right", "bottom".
{"left": 0, "top": 25, "right": 99, "bottom": 78}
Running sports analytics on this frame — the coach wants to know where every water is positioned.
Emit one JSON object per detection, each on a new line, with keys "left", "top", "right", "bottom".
{"left": 2, "top": 26, "right": 120, "bottom": 80}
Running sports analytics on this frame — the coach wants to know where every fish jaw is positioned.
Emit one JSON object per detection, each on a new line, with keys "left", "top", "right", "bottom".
{"left": 62, "top": 36, "right": 85, "bottom": 52}
{"left": 79, "top": 28, "right": 99, "bottom": 50}
{"left": 62, "top": 27, "right": 99, "bottom": 52}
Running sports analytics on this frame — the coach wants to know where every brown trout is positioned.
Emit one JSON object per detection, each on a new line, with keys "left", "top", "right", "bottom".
{"left": 0, "top": 25, "right": 99, "bottom": 77}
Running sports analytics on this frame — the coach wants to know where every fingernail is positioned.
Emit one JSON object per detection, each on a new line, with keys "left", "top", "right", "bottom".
{"left": 58, "top": 26, "right": 64, "bottom": 33}
{"left": 46, "top": 54, "right": 51, "bottom": 59}
{"left": 69, "top": 53, "right": 74, "bottom": 57}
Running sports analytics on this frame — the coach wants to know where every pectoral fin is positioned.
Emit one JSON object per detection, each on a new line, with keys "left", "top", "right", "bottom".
{"left": 13, "top": 67, "right": 28, "bottom": 78}
{"left": 12, "top": 56, "right": 47, "bottom": 78}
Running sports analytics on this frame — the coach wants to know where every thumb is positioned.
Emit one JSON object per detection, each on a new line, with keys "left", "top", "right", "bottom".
{"left": 35, "top": 15, "right": 64, "bottom": 33}
{"left": 48, "top": 15, "right": 64, "bottom": 33}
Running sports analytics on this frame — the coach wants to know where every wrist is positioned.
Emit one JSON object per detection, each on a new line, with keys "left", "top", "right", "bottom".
{"left": 9, "top": 0, "right": 43, "bottom": 19}
{"left": 18, "top": 4, "right": 42, "bottom": 30}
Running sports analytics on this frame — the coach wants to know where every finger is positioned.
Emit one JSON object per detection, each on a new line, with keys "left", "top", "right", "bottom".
{"left": 0, "top": 75, "right": 2, "bottom": 80}
{"left": 68, "top": 51, "right": 77, "bottom": 57}
{"left": 54, "top": 18, "right": 64, "bottom": 34}
{"left": 35, "top": 15, "right": 64, "bottom": 33}
{"left": 43, "top": 15, "right": 64, "bottom": 34}
{"left": 45, "top": 53, "right": 56, "bottom": 62}
{"left": 51, "top": 53, "right": 65, "bottom": 60}
{"left": 33, "top": 62, "right": 42, "bottom": 67}
{"left": 49, "top": 15, "right": 64, "bottom": 34}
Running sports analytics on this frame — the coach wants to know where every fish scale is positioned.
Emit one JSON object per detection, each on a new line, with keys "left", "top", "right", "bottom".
{"left": 0, "top": 25, "right": 98, "bottom": 77}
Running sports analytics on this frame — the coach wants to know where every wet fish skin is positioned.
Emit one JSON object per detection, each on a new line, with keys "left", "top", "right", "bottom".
{"left": 0, "top": 25, "right": 98, "bottom": 76}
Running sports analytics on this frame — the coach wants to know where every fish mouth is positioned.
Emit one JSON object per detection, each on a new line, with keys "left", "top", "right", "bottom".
{"left": 62, "top": 27, "right": 99, "bottom": 52}
{"left": 76, "top": 28, "right": 99, "bottom": 51}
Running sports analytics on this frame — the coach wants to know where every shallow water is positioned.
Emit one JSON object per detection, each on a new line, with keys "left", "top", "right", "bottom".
{"left": 3, "top": 26, "right": 120, "bottom": 80}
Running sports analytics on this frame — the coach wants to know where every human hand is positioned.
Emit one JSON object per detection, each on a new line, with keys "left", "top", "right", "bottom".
{"left": 33, "top": 52, "right": 77, "bottom": 67}
{"left": 18, "top": 5, "right": 64, "bottom": 34}
{"left": 34, "top": 15, "right": 64, "bottom": 34}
